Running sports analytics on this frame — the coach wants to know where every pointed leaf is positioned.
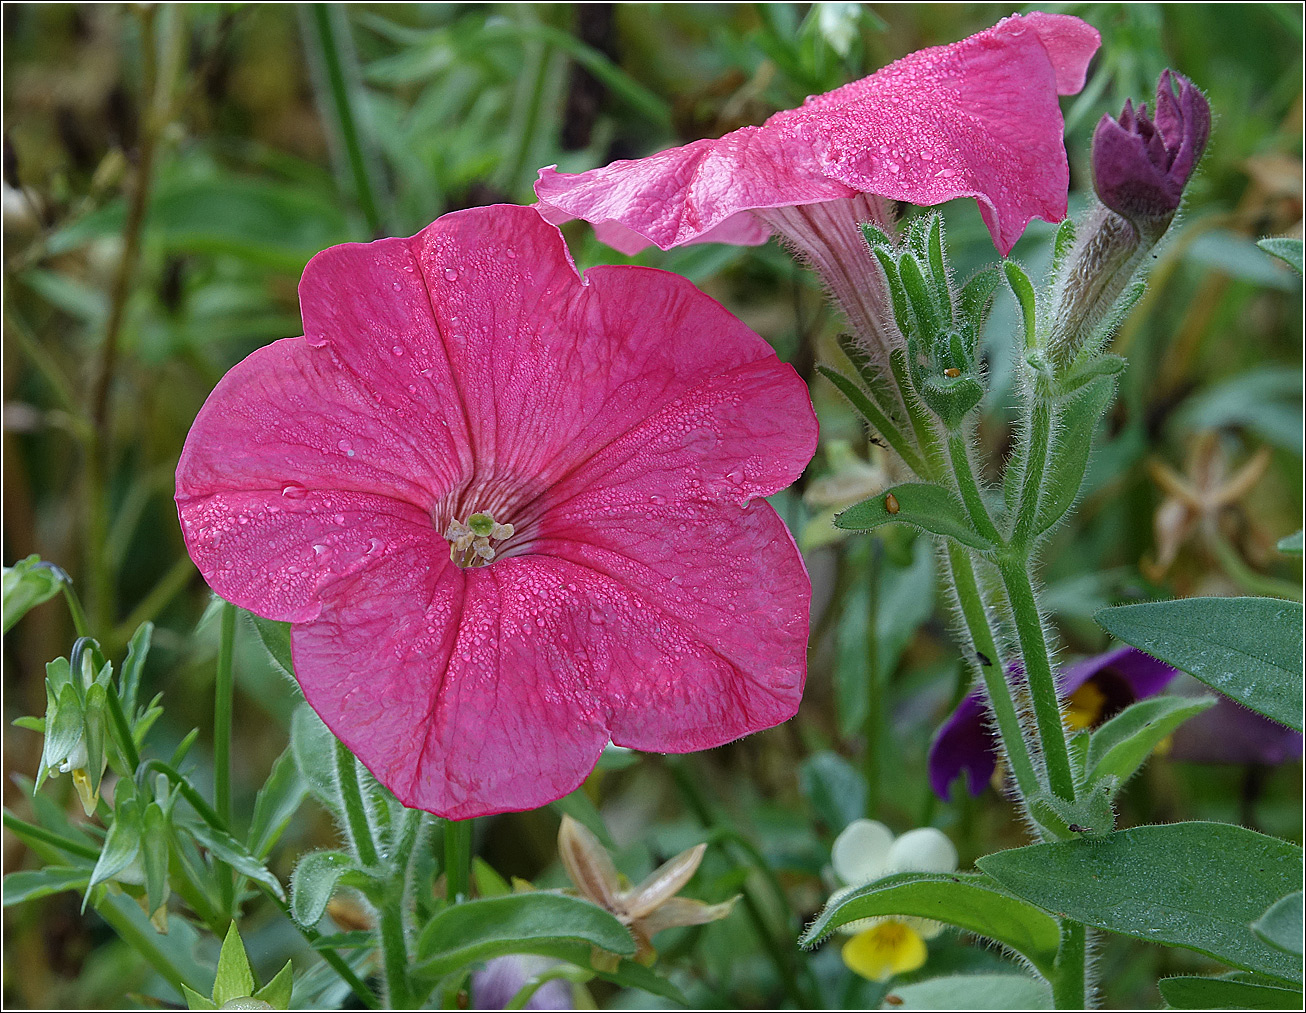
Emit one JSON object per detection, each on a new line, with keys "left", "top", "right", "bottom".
{"left": 290, "top": 703, "right": 340, "bottom": 810}
{"left": 978, "top": 822, "right": 1303, "bottom": 985}
{"left": 1277, "top": 531, "right": 1303, "bottom": 555}
{"left": 413, "top": 893, "right": 635, "bottom": 975}
{"left": 187, "top": 821, "right": 286, "bottom": 901}
{"left": 290, "top": 850, "right": 354, "bottom": 928}
{"left": 891, "top": 972, "right": 1053, "bottom": 1010}
{"left": 1095, "top": 598, "right": 1303, "bottom": 731}
{"left": 1003, "top": 260, "right": 1038, "bottom": 350}
{"left": 250, "top": 612, "right": 295, "bottom": 678}
{"left": 141, "top": 801, "right": 171, "bottom": 919}
{"left": 1158, "top": 975, "right": 1302, "bottom": 1010}
{"left": 181, "top": 984, "right": 218, "bottom": 1011}
{"left": 1085, "top": 694, "right": 1216, "bottom": 791}
{"left": 836, "top": 483, "right": 995, "bottom": 551}
{"left": 799, "top": 871, "right": 1061, "bottom": 977}
{"left": 249, "top": 746, "right": 308, "bottom": 859}
{"left": 121, "top": 621, "right": 154, "bottom": 717}
{"left": 1253, "top": 892, "right": 1303, "bottom": 957}
{"left": 2, "top": 867, "right": 91, "bottom": 906}
{"left": 214, "top": 922, "right": 257, "bottom": 1006}
{"left": 1035, "top": 376, "right": 1116, "bottom": 535}
{"left": 2, "top": 555, "right": 64, "bottom": 633}
{"left": 1257, "top": 237, "right": 1304, "bottom": 275}
{"left": 87, "top": 781, "right": 143, "bottom": 896}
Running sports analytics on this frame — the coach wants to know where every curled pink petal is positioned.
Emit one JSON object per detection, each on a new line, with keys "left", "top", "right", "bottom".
{"left": 177, "top": 205, "right": 817, "bottom": 818}
{"left": 534, "top": 13, "right": 1100, "bottom": 257}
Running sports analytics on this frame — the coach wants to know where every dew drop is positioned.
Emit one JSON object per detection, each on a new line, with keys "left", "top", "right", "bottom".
{"left": 444, "top": 267, "right": 459, "bottom": 281}
{"left": 282, "top": 483, "right": 307, "bottom": 499}
{"left": 391, "top": 345, "right": 404, "bottom": 356}
{"left": 392, "top": 281, "right": 402, "bottom": 292}
{"left": 338, "top": 439, "right": 353, "bottom": 455}
{"left": 650, "top": 494, "right": 666, "bottom": 505}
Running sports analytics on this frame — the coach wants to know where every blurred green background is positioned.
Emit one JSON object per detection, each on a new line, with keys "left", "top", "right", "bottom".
{"left": 3, "top": 3, "right": 1301, "bottom": 1008}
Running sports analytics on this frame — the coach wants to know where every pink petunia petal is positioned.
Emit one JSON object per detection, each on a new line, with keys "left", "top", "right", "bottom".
{"left": 534, "top": 13, "right": 1100, "bottom": 256}
{"left": 177, "top": 205, "right": 817, "bottom": 818}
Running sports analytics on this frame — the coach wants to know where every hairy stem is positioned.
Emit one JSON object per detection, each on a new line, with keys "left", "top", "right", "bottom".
{"left": 214, "top": 601, "right": 236, "bottom": 913}
{"left": 335, "top": 741, "right": 380, "bottom": 867}
{"left": 1051, "top": 920, "right": 1089, "bottom": 1009}
{"left": 444, "top": 817, "right": 473, "bottom": 902}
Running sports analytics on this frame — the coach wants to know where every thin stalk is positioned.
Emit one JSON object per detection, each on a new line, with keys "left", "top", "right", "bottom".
{"left": 378, "top": 896, "right": 414, "bottom": 1009}
{"left": 863, "top": 541, "right": 882, "bottom": 818}
{"left": 60, "top": 581, "right": 92, "bottom": 641}
{"left": 334, "top": 741, "right": 380, "bottom": 867}
{"left": 946, "top": 432, "right": 1003, "bottom": 545}
{"left": 104, "top": 683, "right": 141, "bottom": 771}
{"left": 818, "top": 366, "right": 928, "bottom": 476}
{"left": 214, "top": 601, "right": 236, "bottom": 913}
{"left": 309, "top": 3, "right": 383, "bottom": 235}
{"left": 1051, "top": 920, "right": 1088, "bottom": 1009}
{"left": 444, "top": 817, "right": 472, "bottom": 902}
{"left": 946, "top": 545, "right": 1040, "bottom": 801}
{"left": 996, "top": 556, "right": 1076, "bottom": 803}
{"left": 3, "top": 810, "right": 100, "bottom": 861}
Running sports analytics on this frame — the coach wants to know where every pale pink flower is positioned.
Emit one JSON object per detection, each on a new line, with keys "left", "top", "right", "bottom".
{"left": 175, "top": 205, "right": 816, "bottom": 819}
{"left": 535, "top": 12, "right": 1100, "bottom": 259}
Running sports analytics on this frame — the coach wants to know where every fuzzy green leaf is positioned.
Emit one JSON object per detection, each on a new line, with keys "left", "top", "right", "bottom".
{"left": 1085, "top": 694, "right": 1216, "bottom": 791}
{"left": 836, "top": 483, "right": 995, "bottom": 551}
{"left": 290, "top": 850, "right": 354, "bottom": 928}
{"left": 1158, "top": 975, "right": 1302, "bottom": 1010}
{"left": 1253, "top": 892, "right": 1303, "bottom": 957}
{"left": 214, "top": 922, "right": 257, "bottom": 1006}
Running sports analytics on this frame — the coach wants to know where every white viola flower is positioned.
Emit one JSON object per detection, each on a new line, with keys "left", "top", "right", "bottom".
{"left": 826, "top": 819, "right": 958, "bottom": 982}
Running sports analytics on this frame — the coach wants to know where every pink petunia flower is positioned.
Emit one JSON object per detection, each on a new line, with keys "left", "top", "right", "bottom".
{"left": 175, "top": 205, "right": 817, "bottom": 819}
{"left": 535, "top": 12, "right": 1098, "bottom": 364}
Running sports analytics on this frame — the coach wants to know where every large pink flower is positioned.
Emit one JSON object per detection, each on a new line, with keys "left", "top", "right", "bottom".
{"left": 535, "top": 12, "right": 1100, "bottom": 258}
{"left": 175, "top": 205, "right": 817, "bottom": 819}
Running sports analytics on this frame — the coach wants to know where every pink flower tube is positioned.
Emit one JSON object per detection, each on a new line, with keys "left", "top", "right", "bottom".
{"left": 536, "top": 13, "right": 1099, "bottom": 257}
{"left": 176, "top": 205, "right": 817, "bottom": 819}
{"left": 536, "top": 13, "right": 1099, "bottom": 363}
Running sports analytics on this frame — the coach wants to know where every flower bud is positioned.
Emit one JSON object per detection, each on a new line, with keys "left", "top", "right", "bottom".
{"left": 1091, "top": 70, "right": 1210, "bottom": 236}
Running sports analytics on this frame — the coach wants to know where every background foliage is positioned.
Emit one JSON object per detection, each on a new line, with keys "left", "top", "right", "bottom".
{"left": 3, "top": 3, "right": 1301, "bottom": 1008}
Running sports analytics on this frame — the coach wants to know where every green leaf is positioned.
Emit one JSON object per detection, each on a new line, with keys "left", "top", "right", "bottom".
{"left": 899, "top": 252, "right": 944, "bottom": 340}
{"left": 798, "top": 751, "right": 866, "bottom": 833}
{"left": 413, "top": 893, "right": 635, "bottom": 976}
{"left": 39, "top": 680, "right": 85, "bottom": 790}
{"left": 187, "top": 822, "right": 286, "bottom": 901}
{"left": 1258, "top": 237, "right": 1304, "bottom": 275}
{"left": 1002, "top": 261, "right": 1038, "bottom": 350}
{"left": 889, "top": 972, "right": 1053, "bottom": 1010}
{"left": 2, "top": 555, "right": 65, "bottom": 634}
{"left": 1084, "top": 695, "right": 1216, "bottom": 791}
{"left": 1035, "top": 376, "right": 1116, "bottom": 536}
{"left": 920, "top": 374, "right": 985, "bottom": 429}
{"left": 1095, "top": 598, "right": 1303, "bottom": 731}
{"left": 87, "top": 780, "right": 143, "bottom": 898}
{"left": 1253, "top": 892, "right": 1303, "bottom": 957}
{"left": 120, "top": 622, "right": 154, "bottom": 718}
{"left": 254, "top": 960, "right": 295, "bottom": 1009}
{"left": 2, "top": 867, "right": 91, "bottom": 906}
{"left": 290, "top": 703, "right": 340, "bottom": 810}
{"left": 249, "top": 613, "right": 295, "bottom": 678}
{"left": 249, "top": 746, "right": 308, "bottom": 859}
{"left": 1051, "top": 217, "right": 1077, "bottom": 282}
{"left": 290, "top": 850, "right": 354, "bottom": 928}
{"left": 978, "top": 822, "right": 1303, "bottom": 984}
{"left": 836, "top": 483, "right": 994, "bottom": 551}
{"left": 214, "top": 922, "right": 257, "bottom": 1006}
{"left": 799, "top": 871, "right": 1061, "bottom": 977}
{"left": 1277, "top": 531, "right": 1303, "bottom": 555}
{"left": 141, "top": 801, "right": 170, "bottom": 919}
{"left": 1159, "top": 975, "right": 1303, "bottom": 1010}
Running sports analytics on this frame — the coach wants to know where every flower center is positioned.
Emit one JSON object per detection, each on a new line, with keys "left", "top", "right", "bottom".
{"left": 444, "top": 512, "right": 515, "bottom": 568}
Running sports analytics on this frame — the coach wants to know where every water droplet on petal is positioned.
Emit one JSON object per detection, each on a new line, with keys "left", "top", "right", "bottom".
{"left": 392, "top": 281, "right": 402, "bottom": 292}
{"left": 282, "top": 483, "right": 307, "bottom": 499}
{"left": 391, "top": 345, "right": 404, "bottom": 356}
{"left": 444, "top": 268, "right": 459, "bottom": 281}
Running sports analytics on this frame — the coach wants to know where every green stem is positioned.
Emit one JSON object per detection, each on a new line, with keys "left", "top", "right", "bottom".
{"left": 3, "top": 810, "right": 100, "bottom": 861}
{"left": 996, "top": 556, "right": 1076, "bottom": 803}
{"left": 863, "top": 541, "right": 882, "bottom": 818}
{"left": 214, "top": 601, "right": 236, "bottom": 913}
{"left": 946, "top": 432, "right": 1003, "bottom": 545}
{"left": 946, "top": 546, "right": 1040, "bottom": 801}
{"left": 104, "top": 683, "right": 141, "bottom": 771}
{"left": 1051, "top": 920, "right": 1088, "bottom": 1009}
{"left": 309, "top": 3, "right": 383, "bottom": 235}
{"left": 818, "top": 366, "right": 928, "bottom": 476}
{"left": 499, "top": 7, "right": 554, "bottom": 195}
{"left": 60, "top": 581, "right": 92, "bottom": 641}
{"left": 1012, "top": 396, "right": 1053, "bottom": 548}
{"left": 334, "top": 741, "right": 380, "bottom": 867}
{"left": 95, "top": 891, "right": 209, "bottom": 996}
{"left": 444, "top": 817, "right": 472, "bottom": 902}
{"left": 889, "top": 350, "right": 944, "bottom": 479}
{"left": 379, "top": 892, "right": 414, "bottom": 1009}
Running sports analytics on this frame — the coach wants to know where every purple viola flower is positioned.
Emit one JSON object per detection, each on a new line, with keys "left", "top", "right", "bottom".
{"left": 928, "top": 647, "right": 1178, "bottom": 799}
{"left": 1091, "top": 70, "right": 1210, "bottom": 230}
{"left": 471, "top": 955, "right": 573, "bottom": 1010}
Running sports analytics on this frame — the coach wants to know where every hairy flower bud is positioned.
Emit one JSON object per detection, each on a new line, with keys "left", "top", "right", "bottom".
{"left": 1091, "top": 70, "right": 1210, "bottom": 236}
{"left": 1049, "top": 70, "right": 1209, "bottom": 370}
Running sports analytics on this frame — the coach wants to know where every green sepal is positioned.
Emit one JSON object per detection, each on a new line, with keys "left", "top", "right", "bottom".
{"left": 926, "top": 213, "right": 951, "bottom": 317}
{"left": 120, "top": 621, "right": 154, "bottom": 718}
{"left": 871, "top": 246, "right": 912, "bottom": 339}
{"left": 1003, "top": 260, "right": 1039, "bottom": 350}
{"left": 213, "top": 921, "right": 257, "bottom": 1006}
{"left": 1056, "top": 353, "right": 1126, "bottom": 395}
{"left": 958, "top": 266, "right": 1001, "bottom": 355}
{"left": 254, "top": 960, "right": 295, "bottom": 1009}
{"left": 1050, "top": 217, "right": 1077, "bottom": 283}
{"left": 81, "top": 682, "right": 108, "bottom": 800}
{"left": 86, "top": 779, "right": 144, "bottom": 905}
{"left": 836, "top": 483, "right": 996, "bottom": 552}
{"left": 1031, "top": 375, "right": 1117, "bottom": 537}
{"left": 250, "top": 612, "right": 295, "bottom": 679}
{"left": 39, "top": 681, "right": 85, "bottom": 793}
{"left": 141, "top": 801, "right": 171, "bottom": 925}
{"left": 181, "top": 983, "right": 218, "bottom": 1011}
{"left": 860, "top": 221, "right": 894, "bottom": 250}
{"left": 899, "top": 252, "right": 944, "bottom": 343}
{"left": 12, "top": 716, "right": 44, "bottom": 733}
{"left": 920, "top": 373, "right": 985, "bottom": 429}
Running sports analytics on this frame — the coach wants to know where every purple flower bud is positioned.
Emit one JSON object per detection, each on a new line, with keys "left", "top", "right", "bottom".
{"left": 1092, "top": 70, "right": 1210, "bottom": 229}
